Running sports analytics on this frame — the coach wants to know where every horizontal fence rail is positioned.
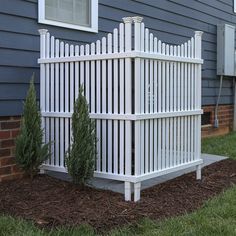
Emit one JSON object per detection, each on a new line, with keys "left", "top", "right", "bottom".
{"left": 39, "top": 16, "right": 203, "bottom": 202}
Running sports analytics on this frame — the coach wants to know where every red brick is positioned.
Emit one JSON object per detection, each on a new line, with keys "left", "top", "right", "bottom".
{"left": 0, "top": 157, "right": 15, "bottom": 167}
{"left": 11, "top": 147, "right": 16, "bottom": 156}
{"left": 0, "top": 173, "right": 23, "bottom": 182}
{"left": 0, "top": 117, "right": 11, "bottom": 121}
{"left": 11, "top": 130, "right": 20, "bottom": 138}
{"left": 202, "top": 104, "right": 233, "bottom": 138}
{"left": 12, "top": 116, "right": 21, "bottom": 121}
{"left": 1, "top": 139, "right": 15, "bottom": 148}
{"left": 0, "top": 166, "right": 11, "bottom": 175}
{"left": 11, "top": 164, "right": 22, "bottom": 173}
{"left": 0, "top": 130, "right": 10, "bottom": 139}
{"left": 1, "top": 121, "right": 20, "bottom": 130}
{"left": 0, "top": 149, "right": 11, "bottom": 158}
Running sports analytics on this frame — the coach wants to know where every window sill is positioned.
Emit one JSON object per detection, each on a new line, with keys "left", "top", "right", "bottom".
{"left": 38, "top": 19, "right": 98, "bottom": 33}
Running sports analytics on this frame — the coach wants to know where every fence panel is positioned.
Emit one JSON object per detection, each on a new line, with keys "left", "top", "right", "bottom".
{"left": 38, "top": 17, "right": 203, "bottom": 201}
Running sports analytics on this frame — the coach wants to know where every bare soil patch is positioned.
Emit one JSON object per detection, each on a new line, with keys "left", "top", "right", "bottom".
{"left": 0, "top": 159, "right": 235, "bottom": 233}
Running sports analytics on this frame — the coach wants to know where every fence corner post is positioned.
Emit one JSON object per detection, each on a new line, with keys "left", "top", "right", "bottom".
{"left": 38, "top": 29, "right": 48, "bottom": 151}
{"left": 134, "top": 182, "right": 141, "bottom": 202}
{"left": 122, "top": 16, "right": 133, "bottom": 201}
{"left": 122, "top": 17, "right": 133, "bottom": 52}
{"left": 38, "top": 29, "right": 48, "bottom": 59}
{"left": 194, "top": 31, "right": 203, "bottom": 170}
{"left": 194, "top": 31, "right": 203, "bottom": 59}
{"left": 196, "top": 164, "right": 202, "bottom": 180}
{"left": 38, "top": 28, "right": 48, "bottom": 110}
{"left": 125, "top": 182, "right": 132, "bottom": 201}
{"left": 133, "top": 16, "right": 143, "bottom": 46}
{"left": 133, "top": 16, "right": 143, "bottom": 185}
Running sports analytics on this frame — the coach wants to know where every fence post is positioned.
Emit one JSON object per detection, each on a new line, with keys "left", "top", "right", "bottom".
{"left": 194, "top": 31, "right": 203, "bottom": 180}
{"left": 38, "top": 29, "right": 48, "bottom": 113}
{"left": 123, "top": 16, "right": 133, "bottom": 201}
{"left": 38, "top": 29, "right": 48, "bottom": 174}
{"left": 133, "top": 16, "right": 143, "bottom": 202}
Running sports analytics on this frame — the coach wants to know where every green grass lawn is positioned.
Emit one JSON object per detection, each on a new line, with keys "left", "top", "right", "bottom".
{"left": 0, "top": 132, "right": 236, "bottom": 236}
{"left": 202, "top": 132, "right": 236, "bottom": 160}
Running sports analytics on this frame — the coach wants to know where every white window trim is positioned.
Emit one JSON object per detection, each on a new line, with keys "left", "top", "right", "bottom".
{"left": 234, "top": 0, "right": 236, "bottom": 13}
{"left": 38, "top": 0, "right": 98, "bottom": 33}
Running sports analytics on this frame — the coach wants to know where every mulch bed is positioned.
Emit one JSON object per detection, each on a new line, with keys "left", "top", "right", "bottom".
{"left": 0, "top": 159, "right": 236, "bottom": 233}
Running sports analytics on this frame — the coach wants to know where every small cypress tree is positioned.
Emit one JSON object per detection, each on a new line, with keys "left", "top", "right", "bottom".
{"left": 15, "top": 75, "right": 50, "bottom": 179}
{"left": 66, "top": 87, "right": 97, "bottom": 186}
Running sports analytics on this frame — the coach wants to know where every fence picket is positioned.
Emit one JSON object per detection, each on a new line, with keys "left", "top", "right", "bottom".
{"left": 59, "top": 41, "right": 65, "bottom": 167}
{"left": 119, "top": 23, "right": 125, "bottom": 175}
{"left": 64, "top": 44, "right": 69, "bottom": 160}
{"left": 166, "top": 44, "right": 170, "bottom": 168}
{"left": 173, "top": 46, "right": 177, "bottom": 166}
{"left": 149, "top": 33, "right": 154, "bottom": 172}
{"left": 107, "top": 33, "right": 113, "bottom": 174}
{"left": 80, "top": 45, "right": 85, "bottom": 88}
{"left": 55, "top": 39, "right": 60, "bottom": 166}
{"left": 102, "top": 37, "right": 107, "bottom": 172}
{"left": 85, "top": 44, "right": 90, "bottom": 105}
{"left": 140, "top": 22, "right": 145, "bottom": 175}
{"left": 169, "top": 45, "right": 173, "bottom": 167}
{"left": 96, "top": 40, "right": 101, "bottom": 171}
{"left": 50, "top": 36, "right": 55, "bottom": 165}
{"left": 69, "top": 45, "right": 74, "bottom": 152}
{"left": 153, "top": 37, "right": 158, "bottom": 172}
{"left": 145, "top": 28, "right": 149, "bottom": 173}
{"left": 157, "top": 40, "right": 162, "bottom": 171}
{"left": 45, "top": 32, "right": 50, "bottom": 165}
{"left": 113, "top": 28, "right": 118, "bottom": 174}
{"left": 75, "top": 45, "right": 79, "bottom": 100}
{"left": 162, "top": 43, "right": 166, "bottom": 169}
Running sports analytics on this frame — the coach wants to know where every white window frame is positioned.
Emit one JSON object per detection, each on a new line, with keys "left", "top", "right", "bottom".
{"left": 234, "top": 0, "right": 236, "bottom": 13}
{"left": 38, "top": 0, "right": 98, "bottom": 33}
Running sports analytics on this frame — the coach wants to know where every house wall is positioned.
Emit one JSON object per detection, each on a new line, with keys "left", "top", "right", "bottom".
{"left": 0, "top": 0, "right": 236, "bottom": 117}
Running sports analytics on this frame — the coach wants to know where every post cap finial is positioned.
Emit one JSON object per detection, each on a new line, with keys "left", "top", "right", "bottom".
{"left": 194, "top": 31, "right": 204, "bottom": 37}
{"left": 122, "top": 17, "right": 133, "bottom": 24}
{"left": 38, "top": 29, "right": 48, "bottom": 35}
{"left": 132, "top": 16, "right": 143, "bottom": 23}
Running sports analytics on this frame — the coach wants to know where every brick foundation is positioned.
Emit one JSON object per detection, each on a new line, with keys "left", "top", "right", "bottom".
{"left": 0, "top": 116, "right": 23, "bottom": 182}
{"left": 202, "top": 105, "right": 234, "bottom": 138}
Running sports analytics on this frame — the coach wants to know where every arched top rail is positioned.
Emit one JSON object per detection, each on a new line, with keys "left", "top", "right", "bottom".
{"left": 38, "top": 16, "right": 203, "bottom": 65}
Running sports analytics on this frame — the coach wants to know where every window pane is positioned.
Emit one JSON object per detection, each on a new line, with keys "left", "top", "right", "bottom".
{"left": 45, "top": 0, "right": 90, "bottom": 27}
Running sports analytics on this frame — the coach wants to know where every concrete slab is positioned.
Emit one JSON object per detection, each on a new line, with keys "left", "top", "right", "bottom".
{"left": 47, "top": 153, "right": 228, "bottom": 194}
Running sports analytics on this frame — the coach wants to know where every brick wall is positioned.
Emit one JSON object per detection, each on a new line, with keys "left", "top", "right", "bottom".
{"left": 202, "top": 105, "right": 234, "bottom": 138}
{"left": 0, "top": 116, "right": 23, "bottom": 182}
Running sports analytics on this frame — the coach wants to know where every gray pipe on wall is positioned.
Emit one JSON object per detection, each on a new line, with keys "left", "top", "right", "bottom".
{"left": 214, "top": 75, "right": 223, "bottom": 128}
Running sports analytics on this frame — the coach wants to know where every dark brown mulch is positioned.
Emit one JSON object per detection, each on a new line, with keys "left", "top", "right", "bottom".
{"left": 0, "top": 159, "right": 236, "bottom": 233}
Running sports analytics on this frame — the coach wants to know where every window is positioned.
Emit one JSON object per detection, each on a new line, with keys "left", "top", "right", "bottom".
{"left": 38, "top": 0, "right": 98, "bottom": 33}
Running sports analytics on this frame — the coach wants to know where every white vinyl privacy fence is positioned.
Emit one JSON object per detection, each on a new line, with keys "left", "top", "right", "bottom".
{"left": 38, "top": 16, "right": 203, "bottom": 201}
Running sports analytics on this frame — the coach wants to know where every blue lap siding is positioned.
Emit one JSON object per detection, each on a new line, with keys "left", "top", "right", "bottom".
{"left": 0, "top": 0, "right": 235, "bottom": 116}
